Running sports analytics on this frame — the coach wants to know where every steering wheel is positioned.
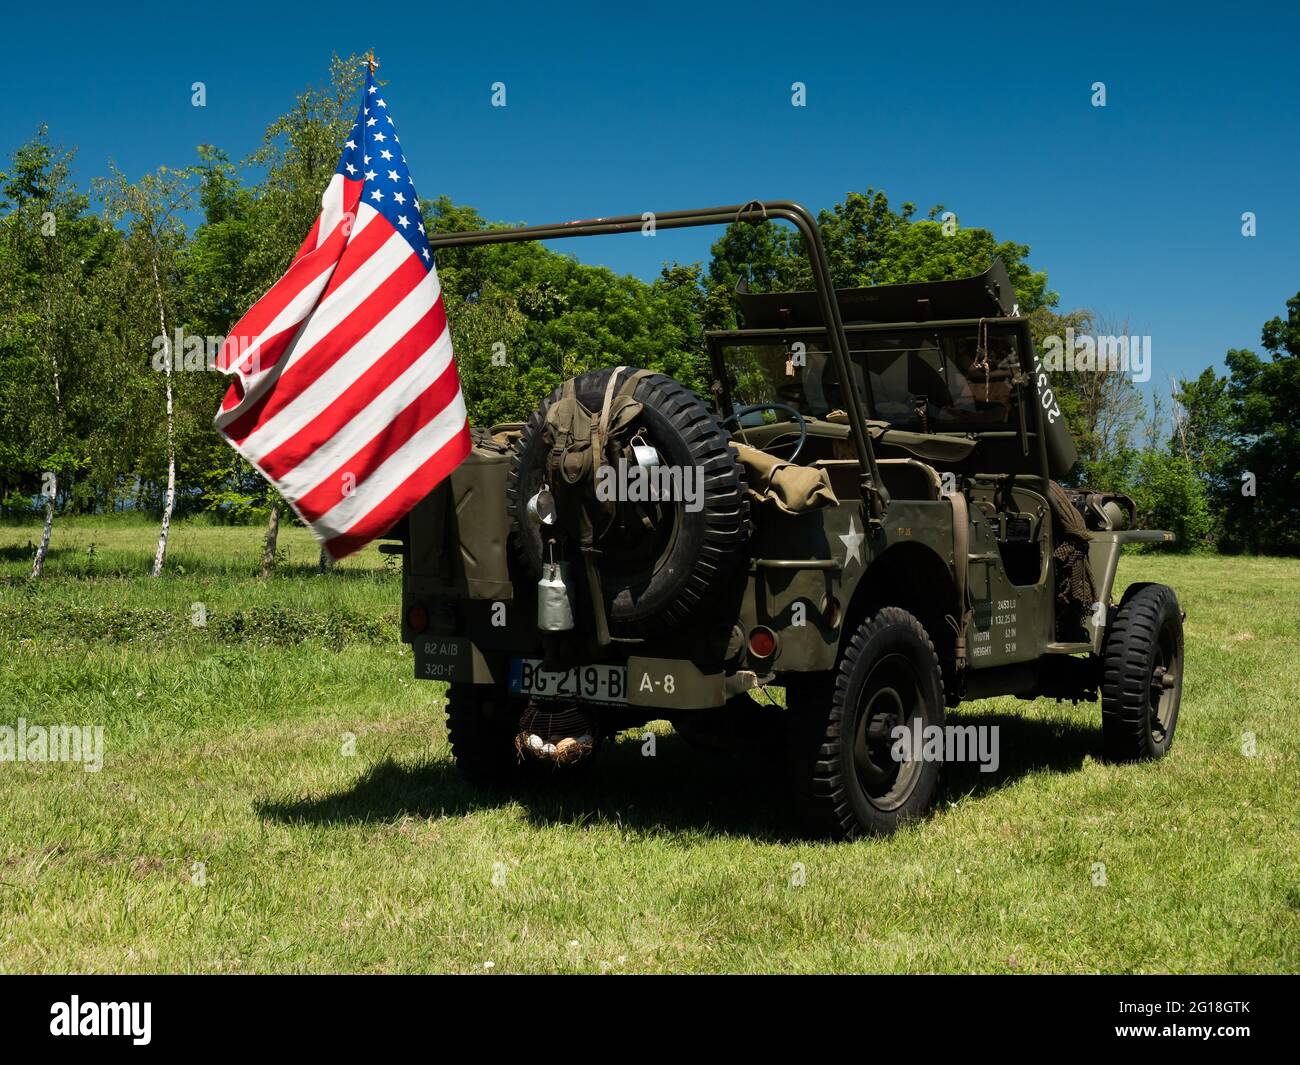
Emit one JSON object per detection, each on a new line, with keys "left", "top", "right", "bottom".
{"left": 723, "top": 402, "right": 809, "bottom": 463}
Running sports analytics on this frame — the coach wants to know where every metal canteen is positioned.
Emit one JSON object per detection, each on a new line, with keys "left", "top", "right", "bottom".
{"left": 537, "top": 560, "right": 575, "bottom": 631}
{"left": 631, "top": 434, "right": 661, "bottom": 471}
{"left": 527, "top": 484, "right": 557, "bottom": 525}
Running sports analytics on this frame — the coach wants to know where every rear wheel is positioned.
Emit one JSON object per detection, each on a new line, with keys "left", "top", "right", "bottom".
{"left": 445, "top": 683, "right": 525, "bottom": 786}
{"left": 1101, "top": 583, "right": 1184, "bottom": 761}
{"left": 789, "top": 607, "right": 946, "bottom": 838}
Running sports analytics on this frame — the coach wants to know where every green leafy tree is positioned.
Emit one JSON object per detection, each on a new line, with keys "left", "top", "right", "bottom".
{"left": 1124, "top": 446, "right": 1214, "bottom": 550}
{"left": 98, "top": 162, "right": 198, "bottom": 576}
{"left": 1171, "top": 365, "right": 1234, "bottom": 545}
{"left": 1217, "top": 293, "right": 1300, "bottom": 553}
{"left": 0, "top": 128, "right": 112, "bottom": 573}
{"left": 423, "top": 195, "right": 713, "bottom": 423}
{"left": 704, "top": 189, "right": 1057, "bottom": 331}
{"left": 179, "top": 147, "right": 267, "bottom": 524}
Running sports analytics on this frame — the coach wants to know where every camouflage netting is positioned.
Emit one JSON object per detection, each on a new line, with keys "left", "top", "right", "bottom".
{"left": 1047, "top": 481, "right": 1097, "bottom": 640}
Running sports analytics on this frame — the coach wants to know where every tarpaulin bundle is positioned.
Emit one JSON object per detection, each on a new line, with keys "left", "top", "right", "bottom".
{"left": 730, "top": 442, "right": 837, "bottom": 514}
{"left": 1047, "top": 480, "right": 1097, "bottom": 639}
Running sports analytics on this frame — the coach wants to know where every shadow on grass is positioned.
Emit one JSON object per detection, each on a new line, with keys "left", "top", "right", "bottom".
{"left": 0, "top": 542, "right": 392, "bottom": 580}
{"left": 258, "top": 707, "right": 1100, "bottom": 842}
{"left": 0, "top": 542, "right": 57, "bottom": 563}
{"left": 240, "top": 562, "right": 394, "bottom": 582}
{"left": 257, "top": 733, "right": 802, "bottom": 842}
{"left": 938, "top": 708, "right": 1102, "bottom": 801}
{"left": 113, "top": 558, "right": 391, "bottom": 581}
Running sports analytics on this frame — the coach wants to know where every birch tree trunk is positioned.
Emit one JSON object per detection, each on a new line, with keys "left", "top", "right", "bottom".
{"left": 31, "top": 472, "right": 57, "bottom": 578}
{"left": 261, "top": 497, "right": 281, "bottom": 578}
{"left": 149, "top": 253, "right": 176, "bottom": 578}
{"left": 31, "top": 294, "right": 62, "bottom": 579}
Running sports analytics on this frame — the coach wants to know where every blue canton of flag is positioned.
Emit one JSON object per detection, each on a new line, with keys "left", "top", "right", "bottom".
{"left": 335, "top": 67, "right": 434, "bottom": 267}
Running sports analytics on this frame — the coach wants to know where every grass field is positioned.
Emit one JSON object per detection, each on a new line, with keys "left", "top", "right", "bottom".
{"left": 1, "top": 515, "right": 1296, "bottom": 973}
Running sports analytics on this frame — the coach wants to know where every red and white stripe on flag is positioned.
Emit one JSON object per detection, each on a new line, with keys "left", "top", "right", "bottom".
{"left": 214, "top": 68, "right": 470, "bottom": 560}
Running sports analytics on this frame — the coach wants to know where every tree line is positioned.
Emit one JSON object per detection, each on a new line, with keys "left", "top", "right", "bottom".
{"left": 2, "top": 55, "right": 1296, "bottom": 573}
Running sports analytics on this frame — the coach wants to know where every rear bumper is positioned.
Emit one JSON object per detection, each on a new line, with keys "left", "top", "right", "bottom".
{"left": 412, "top": 636, "right": 742, "bottom": 709}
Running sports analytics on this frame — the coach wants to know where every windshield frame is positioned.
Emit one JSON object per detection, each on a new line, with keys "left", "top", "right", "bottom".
{"left": 706, "top": 316, "right": 1052, "bottom": 484}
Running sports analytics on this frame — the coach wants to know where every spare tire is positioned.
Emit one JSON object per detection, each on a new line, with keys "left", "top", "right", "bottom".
{"left": 508, "top": 368, "right": 749, "bottom": 632}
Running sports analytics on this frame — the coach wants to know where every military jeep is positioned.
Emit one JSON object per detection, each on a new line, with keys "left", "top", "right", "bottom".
{"left": 389, "top": 201, "right": 1185, "bottom": 838}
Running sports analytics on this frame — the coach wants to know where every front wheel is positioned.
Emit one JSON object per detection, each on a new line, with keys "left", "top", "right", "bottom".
{"left": 1101, "top": 583, "right": 1184, "bottom": 761}
{"left": 788, "top": 607, "right": 946, "bottom": 838}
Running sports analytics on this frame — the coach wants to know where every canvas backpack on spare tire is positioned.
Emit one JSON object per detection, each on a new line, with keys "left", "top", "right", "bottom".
{"left": 507, "top": 367, "right": 749, "bottom": 634}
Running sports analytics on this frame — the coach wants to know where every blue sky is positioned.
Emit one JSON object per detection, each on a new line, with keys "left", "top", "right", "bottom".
{"left": 3, "top": 0, "right": 1297, "bottom": 390}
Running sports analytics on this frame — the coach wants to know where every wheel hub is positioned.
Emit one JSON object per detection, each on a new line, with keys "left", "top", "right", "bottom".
{"left": 851, "top": 654, "right": 926, "bottom": 810}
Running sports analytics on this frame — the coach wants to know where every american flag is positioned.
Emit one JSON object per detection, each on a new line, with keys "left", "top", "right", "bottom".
{"left": 214, "top": 64, "right": 470, "bottom": 559}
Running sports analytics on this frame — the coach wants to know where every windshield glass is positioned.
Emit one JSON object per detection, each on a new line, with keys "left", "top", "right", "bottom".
{"left": 725, "top": 329, "right": 1022, "bottom": 432}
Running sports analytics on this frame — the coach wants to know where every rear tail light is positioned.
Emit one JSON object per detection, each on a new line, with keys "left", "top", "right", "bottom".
{"left": 748, "top": 626, "right": 777, "bottom": 661}
{"left": 406, "top": 604, "right": 429, "bottom": 634}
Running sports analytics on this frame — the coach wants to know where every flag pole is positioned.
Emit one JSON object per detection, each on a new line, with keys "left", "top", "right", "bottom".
{"left": 366, "top": 50, "right": 379, "bottom": 75}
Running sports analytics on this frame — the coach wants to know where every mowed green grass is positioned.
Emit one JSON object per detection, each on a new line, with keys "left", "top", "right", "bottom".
{"left": 1, "top": 516, "right": 1296, "bottom": 973}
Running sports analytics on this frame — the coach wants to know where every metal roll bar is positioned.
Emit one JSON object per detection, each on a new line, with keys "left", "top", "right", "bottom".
{"left": 425, "top": 200, "right": 889, "bottom": 522}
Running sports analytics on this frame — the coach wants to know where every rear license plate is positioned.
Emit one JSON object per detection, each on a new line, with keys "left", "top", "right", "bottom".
{"left": 416, "top": 637, "right": 472, "bottom": 682}
{"left": 509, "top": 659, "right": 627, "bottom": 704}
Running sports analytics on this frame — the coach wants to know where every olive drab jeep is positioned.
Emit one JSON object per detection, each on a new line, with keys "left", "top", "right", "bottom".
{"left": 386, "top": 201, "right": 1186, "bottom": 838}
